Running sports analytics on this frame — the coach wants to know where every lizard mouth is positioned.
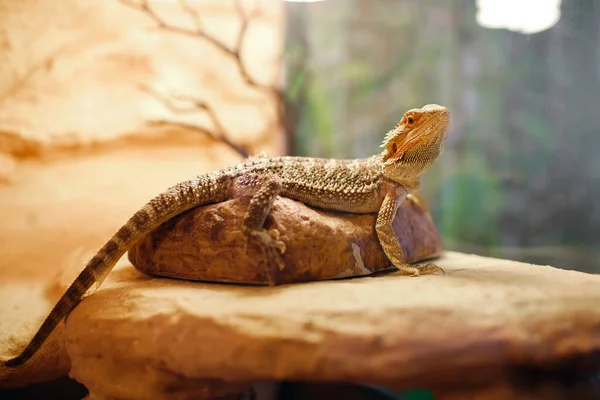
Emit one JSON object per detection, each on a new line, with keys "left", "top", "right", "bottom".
{"left": 387, "top": 111, "right": 449, "bottom": 165}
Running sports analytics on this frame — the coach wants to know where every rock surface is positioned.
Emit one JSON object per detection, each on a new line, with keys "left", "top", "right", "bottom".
{"left": 58, "top": 252, "right": 600, "bottom": 400}
{"left": 128, "top": 196, "right": 443, "bottom": 285}
{"left": 0, "top": 145, "right": 243, "bottom": 388}
{"left": 0, "top": 283, "right": 69, "bottom": 388}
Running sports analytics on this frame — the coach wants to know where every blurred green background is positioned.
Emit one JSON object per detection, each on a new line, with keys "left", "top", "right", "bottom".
{"left": 283, "top": 0, "right": 600, "bottom": 274}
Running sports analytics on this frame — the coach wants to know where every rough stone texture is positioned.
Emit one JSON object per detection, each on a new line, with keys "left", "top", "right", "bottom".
{"left": 0, "top": 146, "right": 242, "bottom": 387}
{"left": 128, "top": 196, "right": 443, "bottom": 285}
{"left": 50, "top": 252, "right": 600, "bottom": 400}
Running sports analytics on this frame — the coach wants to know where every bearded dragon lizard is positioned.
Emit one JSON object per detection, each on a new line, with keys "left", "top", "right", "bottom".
{"left": 3, "top": 104, "right": 450, "bottom": 368}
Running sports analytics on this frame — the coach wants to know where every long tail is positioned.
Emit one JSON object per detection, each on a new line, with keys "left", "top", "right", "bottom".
{"left": 4, "top": 175, "right": 228, "bottom": 367}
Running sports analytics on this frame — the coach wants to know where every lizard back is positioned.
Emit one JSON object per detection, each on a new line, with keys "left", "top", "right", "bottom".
{"left": 223, "top": 155, "right": 385, "bottom": 213}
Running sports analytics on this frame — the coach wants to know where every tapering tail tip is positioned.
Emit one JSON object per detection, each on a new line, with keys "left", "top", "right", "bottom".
{"left": 4, "top": 359, "right": 20, "bottom": 368}
{"left": 3, "top": 335, "right": 44, "bottom": 368}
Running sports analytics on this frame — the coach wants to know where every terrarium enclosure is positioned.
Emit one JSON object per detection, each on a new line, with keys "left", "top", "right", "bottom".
{"left": 1, "top": 0, "right": 600, "bottom": 399}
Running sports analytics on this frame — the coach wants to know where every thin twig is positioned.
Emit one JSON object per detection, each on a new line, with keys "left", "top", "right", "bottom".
{"left": 0, "top": 44, "right": 71, "bottom": 106}
{"left": 170, "top": 93, "right": 229, "bottom": 141}
{"left": 147, "top": 119, "right": 248, "bottom": 157}
{"left": 233, "top": 0, "right": 248, "bottom": 66}
{"left": 140, "top": 85, "right": 248, "bottom": 157}
{"left": 177, "top": 0, "right": 203, "bottom": 31}
{"left": 119, "top": 0, "right": 277, "bottom": 94}
{"left": 119, "top": 0, "right": 289, "bottom": 152}
{"left": 120, "top": 0, "right": 234, "bottom": 56}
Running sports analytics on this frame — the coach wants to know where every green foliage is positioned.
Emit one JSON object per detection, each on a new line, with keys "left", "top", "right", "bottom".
{"left": 284, "top": 0, "right": 600, "bottom": 272}
{"left": 438, "top": 171, "right": 503, "bottom": 248}
{"left": 287, "top": 71, "right": 308, "bottom": 103}
{"left": 295, "top": 79, "right": 335, "bottom": 157}
{"left": 400, "top": 389, "right": 435, "bottom": 400}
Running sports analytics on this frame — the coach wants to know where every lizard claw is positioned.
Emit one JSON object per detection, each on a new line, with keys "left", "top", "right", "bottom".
{"left": 397, "top": 262, "right": 445, "bottom": 276}
{"left": 248, "top": 229, "right": 287, "bottom": 283}
{"left": 268, "top": 228, "right": 286, "bottom": 254}
{"left": 416, "top": 263, "right": 445, "bottom": 276}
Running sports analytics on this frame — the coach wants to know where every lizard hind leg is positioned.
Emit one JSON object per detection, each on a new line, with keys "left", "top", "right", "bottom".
{"left": 233, "top": 173, "right": 286, "bottom": 285}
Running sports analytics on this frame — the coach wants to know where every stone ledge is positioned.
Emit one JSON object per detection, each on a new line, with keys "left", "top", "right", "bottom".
{"left": 56, "top": 252, "right": 600, "bottom": 399}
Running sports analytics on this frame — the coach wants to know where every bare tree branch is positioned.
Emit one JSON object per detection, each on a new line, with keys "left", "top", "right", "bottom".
{"left": 0, "top": 44, "right": 72, "bottom": 107}
{"left": 169, "top": 93, "right": 230, "bottom": 141}
{"left": 177, "top": 0, "right": 202, "bottom": 31}
{"left": 233, "top": 0, "right": 248, "bottom": 65}
{"left": 119, "top": 0, "right": 231, "bottom": 55}
{"left": 119, "top": 0, "right": 278, "bottom": 95}
{"left": 140, "top": 85, "right": 248, "bottom": 157}
{"left": 147, "top": 120, "right": 248, "bottom": 157}
{"left": 119, "top": 0, "right": 292, "bottom": 153}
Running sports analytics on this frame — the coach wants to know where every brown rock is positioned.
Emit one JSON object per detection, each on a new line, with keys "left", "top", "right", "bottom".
{"left": 128, "top": 196, "right": 443, "bottom": 285}
{"left": 62, "top": 252, "right": 600, "bottom": 399}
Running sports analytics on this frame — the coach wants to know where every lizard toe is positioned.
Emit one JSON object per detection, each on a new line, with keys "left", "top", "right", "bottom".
{"left": 249, "top": 229, "right": 287, "bottom": 274}
{"left": 418, "top": 263, "right": 445, "bottom": 276}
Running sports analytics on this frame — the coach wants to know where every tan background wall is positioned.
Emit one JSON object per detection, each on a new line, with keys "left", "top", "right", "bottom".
{"left": 0, "top": 0, "right": 283, "bottom": 151}
{"left": 0, "top": 0, "right": 284, "bottom": 287}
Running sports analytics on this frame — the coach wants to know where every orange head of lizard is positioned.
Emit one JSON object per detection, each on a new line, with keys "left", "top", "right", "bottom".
{"left": 380, "top": 104, "right": 450, "bottom": 188}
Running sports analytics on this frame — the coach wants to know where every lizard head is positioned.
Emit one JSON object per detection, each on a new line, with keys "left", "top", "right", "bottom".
{"left": 380, "top": 104, "right": 450, "bottom": 188}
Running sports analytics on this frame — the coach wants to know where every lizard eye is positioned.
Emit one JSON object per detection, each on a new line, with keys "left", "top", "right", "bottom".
{"left": 407, "top": 116, "right": 415, "bottom": 124}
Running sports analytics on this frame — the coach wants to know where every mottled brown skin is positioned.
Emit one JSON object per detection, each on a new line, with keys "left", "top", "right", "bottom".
{"left": 3, "top": 104, "right": 450, "bottom": 368}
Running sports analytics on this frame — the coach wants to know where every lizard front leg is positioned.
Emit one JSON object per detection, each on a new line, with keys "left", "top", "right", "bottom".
{"left": 376, "top": 187, "right": 444, "bottom": 276}
{"left": 233, "top": 173, "right": 286, "bottom": 285}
